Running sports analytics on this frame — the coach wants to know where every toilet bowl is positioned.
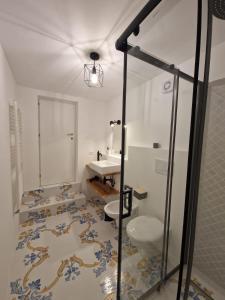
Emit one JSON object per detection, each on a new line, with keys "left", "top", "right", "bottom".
{"left": 126, "top": 215, "right": 164, "bottom": 254}
{"left": 104, "top": 199, "right": 139, "bottom": 227}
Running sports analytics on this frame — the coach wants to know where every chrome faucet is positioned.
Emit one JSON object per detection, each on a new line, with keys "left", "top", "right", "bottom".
{"left": 97, "top": 150, "right": 103, "bottom": 161}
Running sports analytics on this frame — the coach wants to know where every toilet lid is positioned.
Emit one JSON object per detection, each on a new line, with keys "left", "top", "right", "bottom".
{"left": 126, "top": 216, "right": 164, "bottom": 243}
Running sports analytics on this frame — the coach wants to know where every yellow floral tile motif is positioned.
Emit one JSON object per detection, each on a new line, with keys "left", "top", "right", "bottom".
{"left": 60, "top": 183, "right": 72, "bottom": 193}
{"left": 123, "top": 242, "right": 138, "bottom": 257}
{"left": 19, "top": 230, "right": 33, "bottom": 240}
{"left": 88, "top": 198, "right": 106, "bottom": 208}
{"left": 137, "top": 256, "right": 148, "bottom": 270}
{"left": 21, "top": 219, "right": 34, "bottom": 227}
{"left": 136, "top": 254, "right": 162, "bottom": 288}
{"left": 192, "top": 278, "right": 214, "bottom": 298}
{"left": 123, "top": 272, "right": 137, "bottom": 287}
{"left": 79, "top": 205, "right": 87, "bottom": 211}
{"left": 40, "top": 208, "right": 51, "bottom": 217}
{"left": 96, "top": 207, "right": 105, "bottom": 220}
{"left": 104, "top": 292, "right": 115, "bottom": 300}
{"left": 56, "top": 204, "right": 67, "bottom": 215}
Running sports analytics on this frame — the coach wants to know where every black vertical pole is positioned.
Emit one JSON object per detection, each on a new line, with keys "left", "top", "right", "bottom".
{"left": 116, "top": 50, "right": 128, "bottom": 300}
{"left": 176, "top": 0, "right": 202, "bottom": 298}
{"left": 183, "top": 2, "right": 213, "bottom": 298}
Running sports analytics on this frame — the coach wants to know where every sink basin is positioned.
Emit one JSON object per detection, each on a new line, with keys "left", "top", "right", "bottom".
{"left": 89, "top": 160, "right": 120, "bottom": 175}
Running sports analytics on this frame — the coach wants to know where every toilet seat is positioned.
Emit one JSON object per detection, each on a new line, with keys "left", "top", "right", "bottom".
{"left": 126, "top": 216, "right": 164, "bottom": 243}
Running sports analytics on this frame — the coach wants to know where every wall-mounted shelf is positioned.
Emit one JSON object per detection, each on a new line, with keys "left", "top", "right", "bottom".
{"left": 87, "top": 179, "right": 119, "bottom": 199}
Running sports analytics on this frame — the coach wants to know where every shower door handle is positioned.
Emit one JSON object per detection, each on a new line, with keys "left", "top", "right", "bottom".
{"left": 122, "top": 185, "right": 133, "bottom": 219}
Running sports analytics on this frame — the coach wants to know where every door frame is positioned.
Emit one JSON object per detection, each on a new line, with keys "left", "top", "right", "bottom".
{"left": 38, "top": 95, "right": 78, "bottom": 187}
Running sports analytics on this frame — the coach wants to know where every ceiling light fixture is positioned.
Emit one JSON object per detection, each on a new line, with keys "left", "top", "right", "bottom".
{"left": 84, "top": 52, "right": 104, "bottom": 88}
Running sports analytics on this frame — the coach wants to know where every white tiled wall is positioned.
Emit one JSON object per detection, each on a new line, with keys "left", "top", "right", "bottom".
{"left": 193, "top": 80, "right": 225, "bottom": 291}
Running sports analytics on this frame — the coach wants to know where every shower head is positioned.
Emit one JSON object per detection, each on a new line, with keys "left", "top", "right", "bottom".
{"left": 210, "top": 0, "right": 225, "bottom": 20}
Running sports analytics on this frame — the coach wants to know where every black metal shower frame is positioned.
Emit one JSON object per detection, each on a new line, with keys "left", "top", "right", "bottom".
{"left": 115, "top": 0, "right": 213, "bottom": 299}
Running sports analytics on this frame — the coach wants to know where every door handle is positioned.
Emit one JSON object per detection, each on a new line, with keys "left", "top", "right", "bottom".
{"left": 122, "top": 185, "right": 133, "bottom": 219}
{"left": 66, "top": 133, "right": 74, "bottom": 136}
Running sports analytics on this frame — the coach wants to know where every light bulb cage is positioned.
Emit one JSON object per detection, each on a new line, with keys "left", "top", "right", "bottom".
{"left": 84, "top": 52, "right": 104, "bottom": 88}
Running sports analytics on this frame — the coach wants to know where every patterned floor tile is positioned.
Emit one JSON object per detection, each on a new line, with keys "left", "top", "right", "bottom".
{"left": 9, "top": 197, "right": 211, "bottom": 300}
{"left": 10, "top": 199, "right": 117, "bottom": 300}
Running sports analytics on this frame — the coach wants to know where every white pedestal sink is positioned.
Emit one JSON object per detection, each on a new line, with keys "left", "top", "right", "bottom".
{"left": 89, "top": 160, "right": 120, "bottom": 175}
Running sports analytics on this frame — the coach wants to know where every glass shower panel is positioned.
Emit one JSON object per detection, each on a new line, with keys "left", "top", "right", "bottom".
{"left": 119, "top": 52, "right": 174, "bottom": 299}
{"left": 166, "top": 77, "right": 193, "bottom": 275}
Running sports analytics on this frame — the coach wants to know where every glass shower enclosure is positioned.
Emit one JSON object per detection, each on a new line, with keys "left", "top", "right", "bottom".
{"left": 116, "top": 47, "right": 196, "bottom": 300}
{"left": 115, "top": 0, "right": 208, "bottom": 299}
{"left": 117, "top": 49, "right": 195, "bottom": 299}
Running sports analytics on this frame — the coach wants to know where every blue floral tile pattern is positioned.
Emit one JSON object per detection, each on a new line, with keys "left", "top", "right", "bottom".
{"left": 96, "top": 207, "right": 105, "bottom": 221}
{"left": 55, "top": 223, "right": 67, "bottom": 234}
{"left": 22, "top": 189, "right": 50, "bottom": 209}
{"left": 94, "top": 240, "right": 117, "bottom": 277}
{"left": 81, "top": 229, "right": 98, "bottom": 242}
{"left": 11, "top": 198, "right": 119, "bottom": 300}
{"left": 183, "top": 284, "right": 212, "bottom": 300}
{"left": 64, "top": 262, "right": 80, "bottom": 281}
{"left": 10, "top": 278, "right": 52, "bottom": 300}
{"left": 75, "top": 212, "right": 97, "bottom": 225}
{"left": 16, "top": 225, "right": 46, "bottom": 250}
{"left": 24, "top": 252, "right": 41, "bottom": 266}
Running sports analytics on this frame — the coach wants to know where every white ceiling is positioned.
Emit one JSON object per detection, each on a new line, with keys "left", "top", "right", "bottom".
{"left": 0, "top": 0, "right": 224, "bottom": 101}
{"left": 0, "top": 0, "right": 149, "bottom": 100}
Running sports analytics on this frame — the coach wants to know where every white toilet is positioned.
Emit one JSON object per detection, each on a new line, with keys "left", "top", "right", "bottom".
{"left": 104, "top": 198, "right": 139, "bottom": 227}
{"left": 126, "top": 215, "right": 164, "bottom": 254}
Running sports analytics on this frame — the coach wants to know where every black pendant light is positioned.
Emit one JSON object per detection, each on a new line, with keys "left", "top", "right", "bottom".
{"left": 84, "top": 52, "right": 104, "bottom": 87}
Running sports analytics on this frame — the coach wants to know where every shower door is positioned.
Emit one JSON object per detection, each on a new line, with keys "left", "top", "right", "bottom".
{"left": 116, "top": 46, "right": 194, "bottom": 299}
{"left": 114, "top": 0, "right": 204, "bottom": 298}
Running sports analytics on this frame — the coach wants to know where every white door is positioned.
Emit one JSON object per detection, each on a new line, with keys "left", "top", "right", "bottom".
{"left": 39, "top": 97, "right": 77, "bottom": 186}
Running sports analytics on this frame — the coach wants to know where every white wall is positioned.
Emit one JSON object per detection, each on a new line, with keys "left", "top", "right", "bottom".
{"left": 17, "top": 85, "right": 108, "bottom": 191}
{"left": 0, "top": 44, "right": 17, "bottom": 299}
{"left": 193, "top": 81, "right": 225, "bottom": 291}
{"left": 107, "top": 75, "right": 193, "bottom": 152}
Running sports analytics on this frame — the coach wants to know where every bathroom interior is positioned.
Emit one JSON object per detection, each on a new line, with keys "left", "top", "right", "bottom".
{"left": 0, "top": 0, "right": 225, "bottom": 299}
